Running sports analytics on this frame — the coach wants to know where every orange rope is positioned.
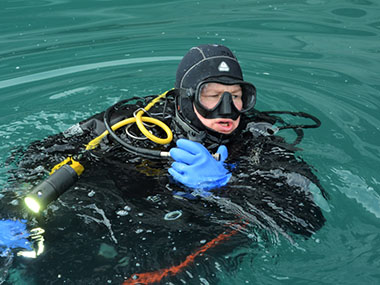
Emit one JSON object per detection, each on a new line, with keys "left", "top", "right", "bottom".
{"left": 123, "top": 228, "right": 238, "bottom": 284}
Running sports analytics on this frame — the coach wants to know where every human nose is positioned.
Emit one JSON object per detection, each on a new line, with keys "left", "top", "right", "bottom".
{"left": 219, "top": 92, "right": 233, "bottom": 115}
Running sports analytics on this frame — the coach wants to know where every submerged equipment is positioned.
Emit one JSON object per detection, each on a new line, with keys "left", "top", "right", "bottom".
{"left": 123, "top": 224, "right": 244, "bottom": 284}
{"left": 0, "top": 219, "right": 45, "bottom": 258}
{"left": 24, "top": 90, "right": 174, "bottom": 213}
{"left": 0, "top": 219, "right": 31, "bottom": 255}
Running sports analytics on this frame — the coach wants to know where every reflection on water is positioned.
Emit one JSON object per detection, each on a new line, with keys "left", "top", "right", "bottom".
{"left": 332, "top": 168, "right": 380, "bottom": 219}
{"left": 77, "top": 203, "right": 118, "bottom": 244}
{"left": 0, "top": 57, "right": 182, "bottom": 89}
{"left": 205, "top": 195, "right": 297, "bottom": 247}
{"left": 17, "top": 227, "right": 45, "bottom": 259}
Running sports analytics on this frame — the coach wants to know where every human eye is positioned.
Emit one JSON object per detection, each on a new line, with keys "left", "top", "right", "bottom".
{"left": 203, "top": 92, "right": 220, "bottom": 99}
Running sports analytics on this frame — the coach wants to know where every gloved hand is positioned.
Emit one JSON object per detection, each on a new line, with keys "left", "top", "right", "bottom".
{"left": 169, "top": 139, "right": 231, "bottom": 190}
{"left": 0, "top": 219, "right": 31, "bottom": 257}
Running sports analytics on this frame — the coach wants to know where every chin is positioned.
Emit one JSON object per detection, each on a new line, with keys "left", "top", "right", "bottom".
{"left": 214, "top": 127, "right": 236, "bottom": 134}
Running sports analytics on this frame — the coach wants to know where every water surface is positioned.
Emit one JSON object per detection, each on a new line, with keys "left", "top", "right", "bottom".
{"left": 1, "top": 0, "right": 380, "bottom": 284}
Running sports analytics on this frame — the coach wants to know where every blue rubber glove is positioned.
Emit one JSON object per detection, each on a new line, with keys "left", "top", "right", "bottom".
{"left": 169, "top": 139, "right": 231, "bottom": 190}
{"left": 0, "top": 219, "right": 31, "bottom": 257}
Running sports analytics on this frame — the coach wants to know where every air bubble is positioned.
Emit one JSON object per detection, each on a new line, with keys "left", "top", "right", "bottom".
{"left": 164, "top": 210, "right": 182, "bottom": 220}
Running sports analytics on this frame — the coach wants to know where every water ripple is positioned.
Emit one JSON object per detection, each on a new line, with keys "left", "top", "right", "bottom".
{"left": 0, "top": 0, "right": 379, "bottom": 283}
{"left": 332, "top": 168, "right": 380, "bottom": 219}
{"left": 0, "top": 56, "right": 181, "bottom": 90}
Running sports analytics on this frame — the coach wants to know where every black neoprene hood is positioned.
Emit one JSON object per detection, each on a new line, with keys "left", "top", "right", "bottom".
{"left": 175, "top": 44, "right": 244, "bottom": 89}
{"left": 173, "top": 44, "right": 257, "bottom": 142}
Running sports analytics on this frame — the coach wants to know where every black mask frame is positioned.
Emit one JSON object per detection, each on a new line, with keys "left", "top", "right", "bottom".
{"left": 192, "top": 79, "right": 257, "bottom": 120}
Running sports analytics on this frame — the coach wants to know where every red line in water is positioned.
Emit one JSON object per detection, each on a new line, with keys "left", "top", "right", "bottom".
{"left": 123, "top": 228, "right": 238, "bottom": 284}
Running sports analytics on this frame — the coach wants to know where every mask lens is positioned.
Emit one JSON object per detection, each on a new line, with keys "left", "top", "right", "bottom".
{"left": 240, "top": 83, "right": 256, "bottom": 112}
{"left": 198, "top": 83, "right": 226, "bottom": 110}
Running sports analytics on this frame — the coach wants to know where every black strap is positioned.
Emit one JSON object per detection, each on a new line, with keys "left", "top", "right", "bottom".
{"left": 261, "top": 111, "right": 321, "bottom": 129}
{"left": 255, "top": 110, "right": 321, "bottom": 146}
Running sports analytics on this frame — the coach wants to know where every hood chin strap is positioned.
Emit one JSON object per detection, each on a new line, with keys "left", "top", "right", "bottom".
{"left": 174, "top": 109, "right": 206, "bottom": 143}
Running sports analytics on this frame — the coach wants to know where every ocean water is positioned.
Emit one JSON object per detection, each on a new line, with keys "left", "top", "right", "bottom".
{"left": 1, "top": 0, "right": 380, "bottom": 284}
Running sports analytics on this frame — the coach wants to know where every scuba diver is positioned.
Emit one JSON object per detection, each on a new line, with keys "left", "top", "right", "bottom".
{"left": 3, "top": 44, "right": 328, "bottom": 284}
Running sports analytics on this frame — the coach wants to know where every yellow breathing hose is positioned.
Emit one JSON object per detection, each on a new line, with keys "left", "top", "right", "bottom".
{"left": 86, "top": 90, "right": 173, "bottom": 150}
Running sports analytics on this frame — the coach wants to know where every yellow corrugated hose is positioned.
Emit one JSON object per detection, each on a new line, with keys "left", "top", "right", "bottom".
{"left": 86, "top": 90, "right": 173, "bottom": 150}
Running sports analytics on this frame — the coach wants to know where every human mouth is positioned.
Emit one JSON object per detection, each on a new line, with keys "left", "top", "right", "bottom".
{"left": 216, "top": 119, "right": 234, "bottom": 133}
{"left": 219, "top": 121, "right": 231, "bottom": 127}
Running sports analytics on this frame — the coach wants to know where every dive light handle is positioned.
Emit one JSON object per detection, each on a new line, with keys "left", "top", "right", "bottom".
{"left": 26, "top": 164, "right": 79, "bottom": 211}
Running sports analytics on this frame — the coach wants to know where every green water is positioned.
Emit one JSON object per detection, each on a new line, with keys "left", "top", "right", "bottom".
{"left": 1, "top": 0, "right": 380, "bottom": 284}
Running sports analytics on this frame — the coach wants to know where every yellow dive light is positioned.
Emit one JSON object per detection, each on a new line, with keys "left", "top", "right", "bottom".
{"left": 24, "top": 158, "right": 84, "bottom": 213}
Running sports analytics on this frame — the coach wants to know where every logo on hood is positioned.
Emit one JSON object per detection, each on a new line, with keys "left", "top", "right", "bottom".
{"left": 218, "top": 61, "right": 230, "bottom": 72}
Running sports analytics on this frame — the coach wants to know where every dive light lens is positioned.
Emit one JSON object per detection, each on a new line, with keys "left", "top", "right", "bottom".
{"left": 24, "top": 196, "right": 41, "bottom": 213}
{"left": 24, "top": 164, "right": 79, "bottom": 214}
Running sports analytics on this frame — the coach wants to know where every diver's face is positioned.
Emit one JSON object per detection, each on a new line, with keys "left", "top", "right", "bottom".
{"left": 194, "top": 83, "right": 242, "bottom": 134}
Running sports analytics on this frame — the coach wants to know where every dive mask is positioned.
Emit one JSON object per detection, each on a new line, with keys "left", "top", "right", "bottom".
{"left": 192, "top": 78, "right": 256, "bottom": 120}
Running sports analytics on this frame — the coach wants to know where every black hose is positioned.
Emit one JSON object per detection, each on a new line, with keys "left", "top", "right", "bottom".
{"left": 259, "top": 111, "right": 321, "bottom": 146}
{"left": 103, "top": 98, "right": 167, "bottom": 160}
{"left": 261, "top": 111, "right": 321, "bottom": 129}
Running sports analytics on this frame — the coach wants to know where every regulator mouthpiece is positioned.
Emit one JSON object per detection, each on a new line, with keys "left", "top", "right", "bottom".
{"left": 24, "top": 164, "right": 81, "bottom": 213}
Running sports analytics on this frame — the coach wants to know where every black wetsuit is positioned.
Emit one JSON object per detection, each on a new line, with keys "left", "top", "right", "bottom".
{"left": 4, "top": 94, "right": 327, "bottom": 284}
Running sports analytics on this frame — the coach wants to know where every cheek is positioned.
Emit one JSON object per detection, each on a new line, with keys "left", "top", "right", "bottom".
{"left": 197, "top": 114, "right": 214, "bottom": 129}
{"left": 233, "top": 117, "right": 241, "bottom": 128}
{"left": 234, "top": 99, "right": 243, "bottom": 110}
